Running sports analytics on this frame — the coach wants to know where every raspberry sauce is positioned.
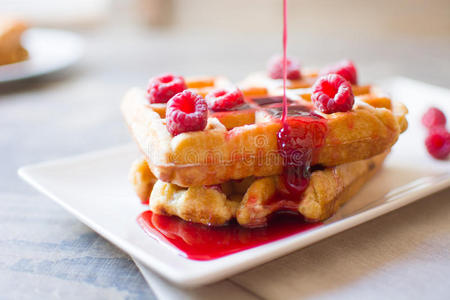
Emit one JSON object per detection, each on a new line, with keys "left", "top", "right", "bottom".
{"left": 281, "top": 0, "right": 289, "bottom": 124}
{"left": 277, "top": 0, "right": 327, "bottom": 198}
{"left": 137, "top": 210, "right": 322, "bottom": 260}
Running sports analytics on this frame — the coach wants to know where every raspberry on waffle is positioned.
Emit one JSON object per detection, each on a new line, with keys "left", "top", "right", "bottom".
{"left": 147, "top": 76, "right": 233, "bottom": 118}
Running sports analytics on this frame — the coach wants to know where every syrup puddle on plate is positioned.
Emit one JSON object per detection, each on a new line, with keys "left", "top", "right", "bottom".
{"left": 137, "top": 211, "right": 322, "bottom": 261}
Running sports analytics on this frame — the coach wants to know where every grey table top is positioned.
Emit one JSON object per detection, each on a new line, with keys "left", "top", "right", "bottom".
{"left": 1, "top": 18, "right": 449, "bottom": 299}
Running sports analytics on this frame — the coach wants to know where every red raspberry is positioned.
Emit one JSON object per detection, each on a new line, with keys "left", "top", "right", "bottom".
{"left": 320, "top": 60, "right": 358, "bottom": 85}
{"left": 422, "top": 107, "right": 446, "bottom": 129}
{"left": 425, "top": 126, "right": 450, "bottom": 159}
{"left": 166, "top": 90, "right": 208, "bottom": 136}
{"left": 146, "top": 73, "right": 187, "bottom": 104}
{"left": 267, "top": 55, "right": 301, "bottom": 80}
{"left": 311, "top": 74, "right": 354, "bottom": 114}
{"left": 205, "top": 88, "right": 244, "bottom": 111}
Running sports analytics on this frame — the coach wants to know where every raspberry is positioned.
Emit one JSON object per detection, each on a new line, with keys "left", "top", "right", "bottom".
{"left": 205, "top": 88, "right": 244, "bottom": 111}
{"left": 422, "top": 107, "right": 446, "bottom": 129}
{"left": 166, "top": 90, "right": 208, "bottom": 136}
{"left": 311, "top": 74, "right": 354, "bottom": 114}
{"left": 267, "top": 55, "right": 301, "bottom": 80}
{"left": 425, "top": 126, "right": 450, "bottom": 159}
{"left": 146, "top": 73, "right": 187, "bottom": 104}
{"left": 320, "top": 60, "right": 358, "bottom": 85}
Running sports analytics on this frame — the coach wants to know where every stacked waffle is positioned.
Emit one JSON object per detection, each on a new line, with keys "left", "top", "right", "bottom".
{"left": 122, "top": 60, "right": 408, "bottom": 228}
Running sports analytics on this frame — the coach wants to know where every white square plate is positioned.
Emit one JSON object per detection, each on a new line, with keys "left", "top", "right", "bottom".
{"left": 19, "top": 78, "right": 450, "bottom": 288}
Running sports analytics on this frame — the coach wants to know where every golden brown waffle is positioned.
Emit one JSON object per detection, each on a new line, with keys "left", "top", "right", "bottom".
{"left": 129, "top": 158, "right": 157, "bottom": 203}
{"left": 121, "top": 83, "right": 406, "bottom": 187}
{"left": 0, "top": 17, "right": 28, "bottom": 65}
{"left": 131, "top": 152, "right": 388, "bottom": 227}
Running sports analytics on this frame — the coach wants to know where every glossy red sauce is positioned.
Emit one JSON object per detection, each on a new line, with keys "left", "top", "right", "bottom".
{"left": 281, "top": 0, "right": 289, "bottom": 125}
{"left": 277, "top": 0, "right": 327, "bottom": 199}
{"left": 137, "top": 210, "right": 322, "bottom": 260}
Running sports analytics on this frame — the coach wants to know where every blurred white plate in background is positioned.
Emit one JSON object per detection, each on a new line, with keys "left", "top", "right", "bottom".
{"left": 0, "top": 28, "right": 84, "bottom": 83}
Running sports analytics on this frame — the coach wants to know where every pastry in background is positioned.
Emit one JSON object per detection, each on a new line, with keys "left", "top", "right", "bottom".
{"left": 0, "top": 17, "right": 28, "bottom": 65}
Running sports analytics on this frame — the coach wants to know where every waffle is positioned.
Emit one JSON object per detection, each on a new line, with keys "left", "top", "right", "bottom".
{"left": 122, "top": 80, "right": 407, "bottom": 187}
{"left": 0, "top": 17, "right": 28, "bottom": 65}
{"left": 129, "top": 158, "right": 157, "bottom": 203}
{"left": 131, "top": 152, "right": 388, "bottom": 227}
{"left": 125, "top": 65, "right": 409, "bottom": 228}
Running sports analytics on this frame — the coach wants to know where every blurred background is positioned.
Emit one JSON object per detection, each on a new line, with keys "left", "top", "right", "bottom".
{"left": 2, "top": 0, "right": 450, "bottom": 84}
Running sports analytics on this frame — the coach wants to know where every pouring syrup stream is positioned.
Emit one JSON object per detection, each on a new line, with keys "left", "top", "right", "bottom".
{"left": 278, "top": 0, "right": 310, "bottom": 197}
{"left": 277, "top": 0, "right": 327, "bottom": 197}
{"left": 281, "top": 0, "right": 288, "bottom": 124}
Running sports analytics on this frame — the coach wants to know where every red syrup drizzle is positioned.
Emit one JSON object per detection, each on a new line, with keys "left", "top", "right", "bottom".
{"left": 277, "top": 0, "right": 327, "bottom": 199}
{"left": 281, "top": 0, "right": 289, "bottom": 126}
{"left": 136, "top": 0, "right": 327, "bottom": 261}
{"left": 137, "top": 210, "right": 322, "bottom": 260}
